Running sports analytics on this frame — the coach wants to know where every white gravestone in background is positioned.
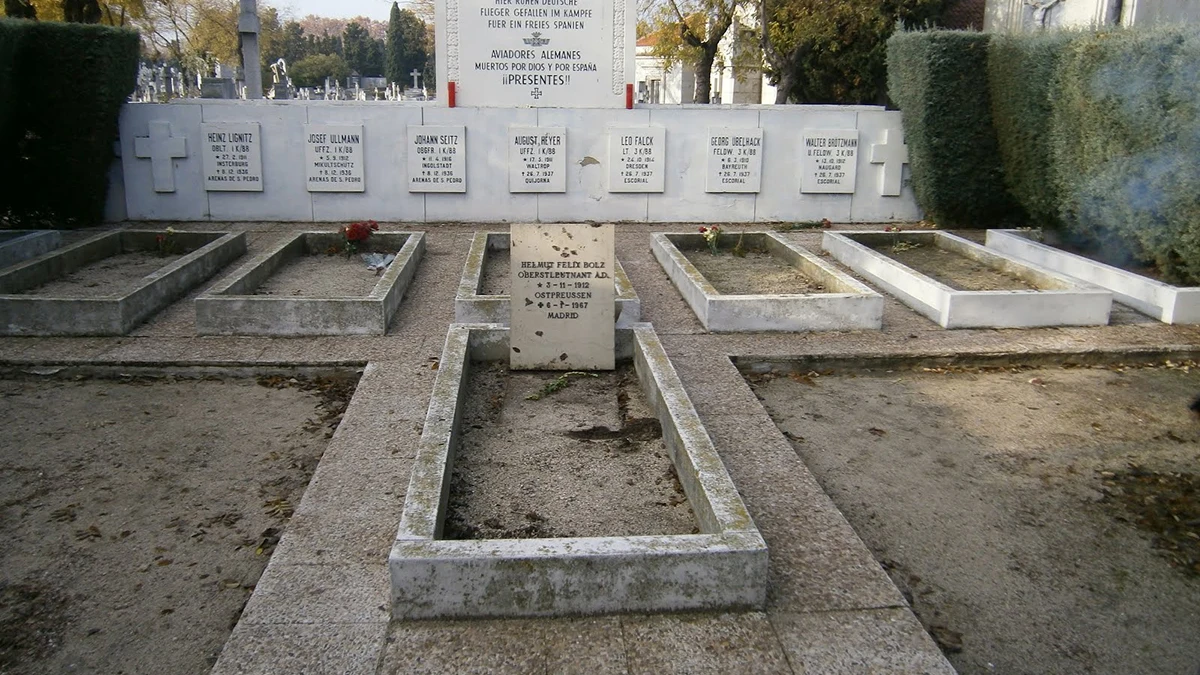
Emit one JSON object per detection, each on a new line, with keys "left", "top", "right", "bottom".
{"left": 305, "top": 124, "right": 364, "bottom": 192}
{"left": 407, "top": 126, "right": 466, "bottom": 192}
{"left": 608, "top": 127, "right": 664, "bottom": 192}
{"left": 201, "top": 122, "right": 263, "bottom": 191}
{"left": 439, "top": 0, "right": 634, "bottom": 107}
{"left": 509, "top": 127, "right": 567, "bottom": 193}
{"left": 706, "top": 128, "right": 763, "bottom": 193}
{"left": 510, "top": 223, "right": 615, "bottom": 371}
{"left": 800, "top": 129, "right": 858, "bottom": 194}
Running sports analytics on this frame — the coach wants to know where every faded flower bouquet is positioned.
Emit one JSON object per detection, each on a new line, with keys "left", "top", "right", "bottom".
{"left": 698, "top": 225, "right": 721, "bottom": 255}
{"left": 339, "top": 220, "right": 378, "bottom": 255}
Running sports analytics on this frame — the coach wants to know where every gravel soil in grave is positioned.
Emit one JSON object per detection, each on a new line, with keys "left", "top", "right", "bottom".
{"left": 877, "top": 243, "right": 1039, "bottom": 291}
{"left": 19, "top": 252, "right": 184, "bottom": 298}
{"left": 478, "top": 246, "right": 510, "bottom": 296}
{"left": 747, "top": 363, "right": 1200, "bottom": 675}
{"left": 254, "top": 253, "right": 381, "bottom": 298}
{"left": 681, "top": 248, "right": 824, "bottom": 295}
{"left": 445, "top": 362, "right": 696, "bottom": 539}
{"left": 0, "top": 373, "right": 356, "bottom": 674}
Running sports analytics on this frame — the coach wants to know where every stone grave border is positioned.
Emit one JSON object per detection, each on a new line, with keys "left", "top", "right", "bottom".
{"left": 0, "top": 230, "right": 245, "bottom": 336}
{"left": 0, "top": 231, "right": 63, "bottom": 270}
{"left": 986, "top": 229, "right": 1200, "bottom": 325}
{"left": 389, "top": 323, "right": 768, "bottom": 619}
{"left": 455, "top": 231, "right": 641, "bottom": 327}
{"left": 196, "top": 231, "right": 425, "bottom": 336}
{"left": 651, "top": 231, "right": 883, "bottom": 332}
{"left": 823, "top": 230, "right": 1112, "bottom": 329}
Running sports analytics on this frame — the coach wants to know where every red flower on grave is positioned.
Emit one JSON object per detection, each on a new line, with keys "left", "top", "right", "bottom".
{"left": 339, "top": 220, "right": 379, "bottom": 254}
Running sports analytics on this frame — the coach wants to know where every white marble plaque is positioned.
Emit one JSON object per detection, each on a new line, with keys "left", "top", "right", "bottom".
{"left": 800, "top": 129, "right": 858, "bottom": 193}
{"left": 305, "top": 124, "right": 364, "bottom": 192}
{"left": 608, "top": 127, "right": 664, "bottom": 193}
{"left": 445, "top": 0, "right": 633, "bottom": 108}
{"left": 201, "top": 122, "right": 263, "bottom": 191}
{"left": 407, "top": 126, "right": 466, "bottom": 192}
{"left": 705, "top": 127, "right": 763, "bottom": 193}
{"left": 510, "top": 126, "right": 566, "bottom": 193}
{"left": 510, "top": 223, "right": 615, "bottom": 371}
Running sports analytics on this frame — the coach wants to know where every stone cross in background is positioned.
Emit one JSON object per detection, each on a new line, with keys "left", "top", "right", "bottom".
{"left": 410, "top": 69, "right": 422, "bottom": 89}
{"left": 238, "top": 0, "right": 262, "bottom": 99}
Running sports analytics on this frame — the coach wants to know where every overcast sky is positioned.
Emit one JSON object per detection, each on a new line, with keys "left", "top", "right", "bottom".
{"left": 275, "top": 0, "right": 400, "bottom": 22}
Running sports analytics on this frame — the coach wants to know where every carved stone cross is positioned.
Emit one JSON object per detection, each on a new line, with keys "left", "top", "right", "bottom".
{"left": 869, "top": 128, "right": 908, "bottom": 197}
{"left": 410, "top": 69, "right": 422, "bottom": 89}
{"left": 133, "top": 121, "right": 187, "bottom": 193}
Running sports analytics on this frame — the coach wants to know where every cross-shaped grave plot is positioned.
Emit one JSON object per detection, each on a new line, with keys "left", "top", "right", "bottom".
{"left": 133, "top": 121, "right": 188, "bottom": 193}
{"left": 869, "top": 127, "right": 909, "bottom": 197}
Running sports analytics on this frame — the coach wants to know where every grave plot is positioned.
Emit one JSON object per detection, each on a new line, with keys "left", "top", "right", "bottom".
{"left": 455, "top": 231, "right": 640, "bottom": 326}
{"left": 0, "top": 230, "right": 62, "bottom": 269}
{"left": 987, "top": 229, "right": 1200, "bottom": 324}
{"left": 651, "top": 231, "right": 882, "bottom": 332}
{"left": 822, "top": 230, "right": 1112, "bottom": 328}
{"left": 743, "top": 359, "right": 1200, "bottom": 674}
{"left": 0, "top": 370, "right": 357, "bottom": 674}
{"left": 196, "top": 231, "right": 425, "bottom": 335}
{"left": 390, "top": 324, "right": 767, "bottom": 618}
{"left": 0, "top": 229, "right": 245, "bottom": 336}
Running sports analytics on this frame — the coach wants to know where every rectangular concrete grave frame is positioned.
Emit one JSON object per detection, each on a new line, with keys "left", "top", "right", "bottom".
{"left": 0, "top": 230, "right": 245, "bottom": 336}
{"left": 407, "top": 125, "right": 466, "bottom": 192}
{"left": 455, "top": 231, "right": 640, "bottom": 327}
{"left": 304, "top": 124, "right": 365, "bottom": 192}
{"left": 986, "top": 229, "right": 1200, "bottom": 324}
{"left": 705, "top": 127, "right": 763, "bottom": 193}
{"left": 390, "top": 323, "right": 768, "bottom": 618}
{"left": 195, "top": 231, "right": 425, "bottom": 336}
{"left": 201, "top": 122, "right": 264, "bottom": 191}
{"left": 510, "top": 223, "right": 614, "bottom": 370}
{"left": 650, "top": 231, "right": 883, "bottom": 332}
{"left": 0, "top": 231, "right": 62, "bottom": 270}
{"left": 822, "top": 230, "right": 1113, "bottom": 329}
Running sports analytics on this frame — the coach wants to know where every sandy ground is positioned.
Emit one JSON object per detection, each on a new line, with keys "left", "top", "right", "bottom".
{"left": 682, "top": 247, "right": 823, "bottom": 295}
{"left": 20, "top": 251, "right": 184, "bottom": 298}
{"left": 0, "top": 373, "right": 355, "bottom": 674}
{"left": 446, "top": 362, "right": 695, "bottom": 539}
{"left": 479, "top": 247, "right": 509, "bottom": 296}
{"left": 748, "top": 362, "right": 1200, "bottom": 675}
{"left": 254, "top": 254, "right": 383, "bottom": 298}
{"left": 880, "top": 243, "right": 1039, "bottom": 291}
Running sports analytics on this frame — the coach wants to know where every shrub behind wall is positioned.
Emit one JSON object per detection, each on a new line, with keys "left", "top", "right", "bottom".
{"left": 886, "top": 29, "right": 1024, "bottom": 227}
{"left": 1, "top": 19, "right": 138, "bottom": 227}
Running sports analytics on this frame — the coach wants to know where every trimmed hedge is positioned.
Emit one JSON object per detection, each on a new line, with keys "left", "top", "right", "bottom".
{"left": 986, "top": 30, "right": 1076, "bottom": 228}
{"left": 1, "top": 19, "right": 138, "bottom": 227}
{"left": 1050, "top": 28, "right": 1200, "bottom": 283}
{"left": 886, "top": 30, "right": 1024, "bottom": 227}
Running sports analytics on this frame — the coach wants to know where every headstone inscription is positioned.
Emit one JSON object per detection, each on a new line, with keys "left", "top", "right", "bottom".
{"left": 510, "top": 223, "right": 615, "bottom": 371}
{"left": 705, "top": 128, "right": 763, "bottom": 193}
{"left": 305, "top": 124, "right": 364, "bottom": 192}
{"left": 509, "top": 127, "right": 566, "bottom": 193}
{"left": 608, "top": 127, "right": 665, "bottom": 192}
{"left": 201, "top": 122, "right": 264, "bottom": 191}
{"left": 440, "top": 0, "right": 634, "bottom": 107}
{"left": 799, "top": 129, "right": 858, "bottom": 194}
{"left": 407, "top": 126, "right": 466, "bottom": 192}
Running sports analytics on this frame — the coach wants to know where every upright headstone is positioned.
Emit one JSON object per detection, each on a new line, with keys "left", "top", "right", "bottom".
{"left": 510, "top": 223, "right": 615, "bottom": 371}
{"left": 608, "top": 127, "right": 665, "bottom": 192}
{"left": 437, "top": 0, "right": 635, "bottom": 107}
{"left": 305, "top": 125, "right": 364, "bottom": 192}
{"left": 800, "top": 129, "right": 858, "bottom": 194}
{"left": 201, "top": 122, "right": 264, "bottom": 191}
{"left": 407, "top": 126, "right": 466, "bottom": 192}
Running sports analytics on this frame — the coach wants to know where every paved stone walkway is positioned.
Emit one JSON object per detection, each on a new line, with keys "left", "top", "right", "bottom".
{"left": 4, "top": 222, "right": 1199, "bottom": 674}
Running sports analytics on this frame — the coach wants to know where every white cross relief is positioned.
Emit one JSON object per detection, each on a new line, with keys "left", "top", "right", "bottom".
{"left": 133, "top": 121, "right": 187, "bottom": 193}
{"left": 410, "top": 69, "right": 422, "bottom": 89}
{"left": 869, "top": 128, "right": 908, "bottom": 197}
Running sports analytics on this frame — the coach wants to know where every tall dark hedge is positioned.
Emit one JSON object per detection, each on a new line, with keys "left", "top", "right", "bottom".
{"left": 886, "top": 30, "right": 1023, "bottom": 227}
{"left": 1050, "top": 28, "right": 1200, "bottom": 283}
{"left": 1, "top": 19, "right": 137, "bottom": 227}
{"left": 986, "top": 30, "right": 1075, "bottom": 228}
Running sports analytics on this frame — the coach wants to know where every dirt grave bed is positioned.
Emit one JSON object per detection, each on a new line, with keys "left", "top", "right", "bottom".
{"left": 874, "top": 242, "right": 1039, "bottom": 292}
{"left": 679, "top": 246, "right": 825, "bottom": 295}
{"left": 0, "top": 371, "right": 356, "bottom": 674}
{"left": 478, "top": 246, "right": 509, "bottom": 297}
{"left": 18, "top": 252, "right": 185, "bottom": 298}
{"left": 746, "top": 361, "right": 1200, "bottom": 675}
{"left": 444, "top": 362, "right": 696, "bottom": 540}
{"left": 253, "top": 253, "right": 382, "bottom": 298}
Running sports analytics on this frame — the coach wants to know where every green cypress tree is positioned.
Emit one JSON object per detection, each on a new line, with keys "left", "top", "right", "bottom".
{"left": 385, "top": 1, "right": 403, "bottom": 85}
